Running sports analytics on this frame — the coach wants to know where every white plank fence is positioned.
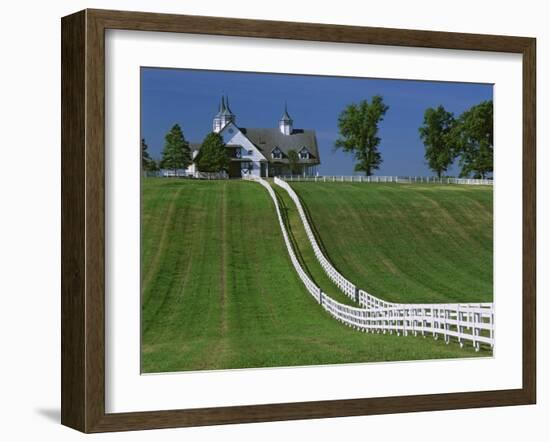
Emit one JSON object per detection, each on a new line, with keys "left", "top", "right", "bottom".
{"left": 249, "top": 176, "right": 495, "bottom": 350}
{"left": 280, "top": 175, "right": 493, "bottom": 186}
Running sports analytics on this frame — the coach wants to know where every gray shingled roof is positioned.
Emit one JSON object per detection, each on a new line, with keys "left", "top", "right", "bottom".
{"left": 240, "top": 127, "right": 320, "bottom": 164}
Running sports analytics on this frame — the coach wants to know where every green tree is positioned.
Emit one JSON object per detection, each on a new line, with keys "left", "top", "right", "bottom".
{"left": 196, "top": 132, "right": 229, "bottom": 175}
{"left": 141, "top": 138, "right": 158, "bottom": 172}
{"left": 287, "top": 149, "right": 301, "bottom": 175}
{"left": 335, "top": 96, "right": 389, "bottom": 176}
{"left": 419, "top": 105, "right": 455, "bottom": 178}
{"left": 160, "top": 124, "right": 192, "bottom": 175}
{"left": 452, "top": 100, "right": 493, "bottom": 178}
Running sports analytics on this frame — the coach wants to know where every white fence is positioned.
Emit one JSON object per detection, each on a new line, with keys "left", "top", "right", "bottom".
{"left": 280, "top": 175, "right": 493, "bottom": 186}
{"left": 143, "top": 170, "right": 229, "bottom": 179}
{"left": 268, "top": 176, "right": 494, "bottom": 350}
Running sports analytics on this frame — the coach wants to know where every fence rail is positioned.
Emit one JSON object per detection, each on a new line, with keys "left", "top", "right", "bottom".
{"left": 279, "top": 175, "right": 493, "bottom": 186}
{"left": 143, "top": 170, "right": 229, "bottom": 179}
{"left": 266, "top": 176, "right": 494, "bottom": 350}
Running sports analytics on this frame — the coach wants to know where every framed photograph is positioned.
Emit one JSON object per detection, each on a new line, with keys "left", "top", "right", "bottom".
{"left": 61, "top": 9, "right": 536, "bottom": 433}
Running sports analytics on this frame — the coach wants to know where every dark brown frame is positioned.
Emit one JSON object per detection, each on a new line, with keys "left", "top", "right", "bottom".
{"left": 61, "top": 8, "right": 536, "bottom": 433}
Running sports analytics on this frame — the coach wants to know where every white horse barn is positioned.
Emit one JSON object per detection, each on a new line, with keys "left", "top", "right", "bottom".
{"left": 186, "top": 96, "right": 321, "bottom": 178}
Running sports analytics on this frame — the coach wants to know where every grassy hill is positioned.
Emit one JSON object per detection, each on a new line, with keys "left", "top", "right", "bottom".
{"left": 141, "top": 179, "right": 488, "bottom": 373}
{"left": 290, "top": 182, "right": 493, "bottom": 304}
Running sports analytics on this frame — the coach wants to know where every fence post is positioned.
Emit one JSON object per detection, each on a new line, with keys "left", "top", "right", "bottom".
{"left": 473, "top": 312, "right": 480, "bottom": 352}
{"left": 444, "top": 309, "right": 450, "bottom": 344}
{"left": 457, "top": 304, "right": 463, "bottom": 348}
{"left": 421, "top": 308, "right": 426, "bottom": 337}
{"left": 369, "top": 309, "right": 374, "bottom": 332}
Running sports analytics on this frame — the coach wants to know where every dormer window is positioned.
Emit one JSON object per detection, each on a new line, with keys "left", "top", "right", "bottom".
{"left": 272, "top": 147, "right": 283, "bottom": 159}
{"left": 299, "top": 147, "right": 310, "bottom": 160}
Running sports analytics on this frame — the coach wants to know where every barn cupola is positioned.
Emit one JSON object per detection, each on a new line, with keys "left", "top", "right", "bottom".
{"left": 279, "top": 103, "right": 293, "bottom": 135}
{"left": 212, "top": 98, "right": 223, "bottom": 133}
{"left": 213, "top": 95, "right": 235, "bottom": 133}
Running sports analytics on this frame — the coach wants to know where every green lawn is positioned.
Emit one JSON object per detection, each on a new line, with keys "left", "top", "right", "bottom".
{"left": 290, "top": 182, "right": 493, "bottom": 304}
{"left": 141, "top": 178, "right": 489, "bottom": 373}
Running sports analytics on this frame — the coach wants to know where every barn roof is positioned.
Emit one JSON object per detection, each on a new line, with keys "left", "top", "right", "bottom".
{"left": 239, "top": 127, "right": 320, "bottom": 164}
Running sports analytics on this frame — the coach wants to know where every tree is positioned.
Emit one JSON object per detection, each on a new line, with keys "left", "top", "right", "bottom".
{"left": 418, "top": 106, "right": 455, "bottom": 178}
{"left": 160, "top": 124, "right": 192, "bottom": 175}
{"left": 334, "top": 96, "right": 389, "bottom": 176}
{"left": 196, "top": 132, "right": 229, "bottom": 175}
{"left": 141, "top": 138, "right": 158, "bottom": 172}
{"left": 287, "top": 149, "right": 301, "bottom": 175}
{"left": 451, "top": 100, "right": 493, "bottom": 178}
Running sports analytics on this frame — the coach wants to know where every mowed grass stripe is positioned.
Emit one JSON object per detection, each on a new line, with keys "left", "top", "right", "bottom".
{"left": 292, "top": 183, "right": 493, "bottom": 304}
{"left": 141, "top": 181, "right": 181, "bottom": 306}
{"left": 142, "top": 180, "right": 225, "bottom": 371}
{"left": 141, "top": 179, "right": 489, "bottom": 373}
{"left": 354, "top": 186, "right": 487, "bottom": 298}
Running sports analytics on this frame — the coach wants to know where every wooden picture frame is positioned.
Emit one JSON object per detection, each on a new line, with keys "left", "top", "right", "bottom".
{"left": 61, "top": 8, "right": 536, "bottom": 433}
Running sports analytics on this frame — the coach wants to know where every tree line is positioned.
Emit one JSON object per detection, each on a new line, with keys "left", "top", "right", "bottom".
{"left": 334, "top": 96, "right": 493, "bottom": 179}
{"left": 419, "top": 101, "right": 493, "bottom": 179}
{"left": 143, "top": 97, "right": 492, "bottom": 179}
{"left": 142, "top": 124, "right": 229, "bottom": 175}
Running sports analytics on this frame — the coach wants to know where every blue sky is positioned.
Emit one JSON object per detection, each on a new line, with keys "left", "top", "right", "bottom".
{"left": 141, "top": 68, "right": 492, "bottom": 176}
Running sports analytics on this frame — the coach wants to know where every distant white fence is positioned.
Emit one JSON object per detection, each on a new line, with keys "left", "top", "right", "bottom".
{"left": 266, "top": 176, "right": 494, "bottom": 350}
{"left": 143, "top": 170, "right": 229, "bottom": 179}
{"left": 161, "top": 169, "right": 192, "bottom": 177}
{"left": 193, "top": 171, "right": 229, "bottom": 179}
{"left": 280, "top": 175, "right": 493, "bottom": 186}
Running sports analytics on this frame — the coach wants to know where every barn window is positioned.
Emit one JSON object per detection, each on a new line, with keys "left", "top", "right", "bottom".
{"left": 299, "top": 148, "right": 310, "bottom": 159}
